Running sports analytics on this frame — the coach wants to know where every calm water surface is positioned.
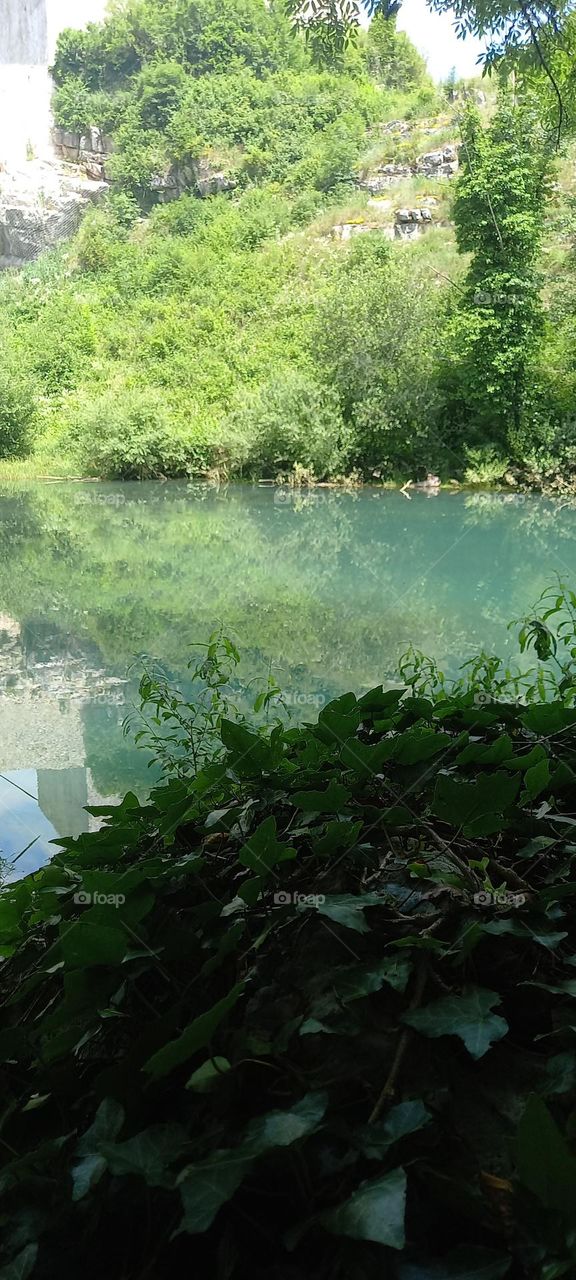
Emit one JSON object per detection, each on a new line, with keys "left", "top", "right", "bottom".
{"left": 0, "top": 480, "right": 574, "bottom": 875}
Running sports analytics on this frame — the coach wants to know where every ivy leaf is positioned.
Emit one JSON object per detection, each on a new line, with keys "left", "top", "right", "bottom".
{"left": 521, "top": 705, "right": 576, "bottom": 735}
{"left": 403, "top": 987, "right": 508, "bottom": 1059}
{"left": 357, "top": 1100, "right": 432, "bottom": 1157}
{"left": 291, "top": 782, "right": 351, "bottom": 813}
{"left": 177, "top": 1150, "right": 253, "bottom": 1234}
{"left": 320, "top": 1167, "right": 406, "bottom": 1248}
{"left": 394, "top": 729, "right": 452, "bottom": 765}
{"left": 238, "top": 817, "right": 295, "bottom": 875}
{"left": 60, "top": 921, "right": 127, "bottom": 969}
{"left": 186, "top": 1057, "right": 231, "bottom": 1092}
{"left": 340, "top": 738, "right": 397, "bottom": 778}
{"left": 456, "top": 735, "right": 515, "bottom": 766}
{"left": 523, "top": 758, "right": 551, "bottom": 800}
{"left": 0, "top": 1245, "right": 39, "bottom": 1280}
{"left": 399, "top": 1246, "right": 512, "bottom": 1278}
{"left": 516, "top": 1094, "right": 576, "bottom": 1217}
{"left": 304, "top": 893, "right": 384, "bottom": 934}
{"left": 143, "top": 984, "right": 244, "bottom": 1079}
{"left": 432, "top": 772, "right": 519, "bottom": 836}
{"left": 543, "top": 1052, "right": 576, "bottom": 1097}
{"left": 315, "top": 694, "right": 361, "bottom": 746}
{"left": 332, "top": 956, "right": 412, "bottom": 1002}
{"left": 102, "top": 1125, "right": 187, "bottom": 1188}
{"left": 243, "top": 1092, "right": 327, "bottom": 1155}
{"left": 357, "top": 686, "right": 404, "bottom": 715}
{"left": 71, "top": 1153, "right": 107, "bottom": 1202}
{"left": 76, "top": 1098, "right": 125, "bottom": 1155}
{"left": 220, "top": 720, "right": 279, "bottom": 775}
{"left": 312, "top": 820, "right": 362, "bottom": 857}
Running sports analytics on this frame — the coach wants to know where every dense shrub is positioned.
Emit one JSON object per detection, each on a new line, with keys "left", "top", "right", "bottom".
{"left": 314, "top": 235, "right": 450, "bottom": 476}
{"left": 227, "top": 370, "right": 351, "bottom": 478}
{"left": 70, "top": 389, "right": 193, "bottom": 479}
{"left": 440, "top": 96, "right": 552, "bottom": 454}
{"left": 134, "top": 61, "right": 189, "bottom": 130}
{"left": 74, "top": 208, "right": 128, "bottom": 273}
{"left": 0, "top": 368, "right": 36, "bottom": 458}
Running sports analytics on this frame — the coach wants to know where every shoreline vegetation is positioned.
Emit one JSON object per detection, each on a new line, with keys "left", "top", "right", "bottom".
{"left": 0, "top": 1, "right": 574, "bottom": 490}
{"left": 0, "top": 461, "right": 572, "bottom": 500}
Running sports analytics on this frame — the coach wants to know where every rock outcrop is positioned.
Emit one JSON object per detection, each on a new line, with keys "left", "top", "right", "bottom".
{"left": 52, "top": 125, "right": 115, "bottom": 181}
{"left": 0, "top": 160, "right": 108, "bottom": 267}
{"left": 394, "top": 207, "right": 434, "bottom": 239}
{"left": 53, "top": 127, "right": 237, "bottom": 202}
{"left": 332, "top": 220, "right": 394, "bottom": 242}
{"left": 358, "top": 142, "right": 459, "bottom": 194}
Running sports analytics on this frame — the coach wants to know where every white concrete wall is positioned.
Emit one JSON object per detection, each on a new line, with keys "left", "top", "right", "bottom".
{"left": 0, "top": 0, "right": 109, "bottom": 164}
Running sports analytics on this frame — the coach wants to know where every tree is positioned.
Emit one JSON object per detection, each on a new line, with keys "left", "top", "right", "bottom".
{"left": 285, "top": 0, "right": 575, "bottom": 106}
{"left": 314, "top": 235, "right": 450, "bottom": 476}
{"left": 441, "top": 94, "right": 553, "bottom": 452}
{"left": 366, "top": 13, "right": 429, "bottom": 92}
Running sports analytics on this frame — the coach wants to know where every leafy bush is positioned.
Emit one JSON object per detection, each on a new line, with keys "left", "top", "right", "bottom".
{"left": 2, "top": 606, "right": 576, "bottom": 1275}
{"left": 0, "top": 368, "right": 36, "bottom": 458}
{"left": 74, "top": 208, "right": 128, "bottom": 274}
{"left": 52, "top": 76, "right": 95, "bottom": 133}
{"left": 314, "top": 235, "right": 450, "bottom": 476}
{"left": 463, "top": 446, "right": 511, "bottom": 486}
{"left": 227, "top": 370, "right": 351, "bottom": 478}
{"left": 441, "top": 94, "right": 552, "bottom": 452}
{"left": 134, "top": 61, "right": 189, "bottom": 130}
{"left": 70, "top": 389, "right": 193, "bottom": 479}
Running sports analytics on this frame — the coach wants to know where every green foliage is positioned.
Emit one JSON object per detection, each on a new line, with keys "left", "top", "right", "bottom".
{"left": 74, "top": 207, "right": 128, "bottom": 273}
{"left": 3, "top": 602, "right": 576, "bottom": 1273}
{"left": 134, "top": 61, "right": 189, "bottom": 131}
{"left": 441, "top": 94, "right": 553, "bottom": 454}
{"left": 226, "top": 369, "right": 351, "bottom": 478}
{"left": 366, "top": 13, "right": 429, "bottom": 92}
{"left": 0, "top": 368, "right": 36, "bottom": 459}
{"left": 52, "top": 76, "right": 95, "bottom": 133}
{"left": 53, "top": 0, "right": 297, "bottom": 91}
{"left": 315, "top": 234, "right": 450, "bottom": 474}
{"left": 69, "top": 388, "right": 193, "bottom": 480}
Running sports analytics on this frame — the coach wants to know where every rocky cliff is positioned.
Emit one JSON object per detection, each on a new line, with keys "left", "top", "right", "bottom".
{"left": 0, "top": 0, "right": 109, "bottom": 265}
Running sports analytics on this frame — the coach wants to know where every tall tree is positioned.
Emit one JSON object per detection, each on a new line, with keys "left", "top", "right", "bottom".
{"left": 441, "top": 94, "right": 553, "bottom": 451}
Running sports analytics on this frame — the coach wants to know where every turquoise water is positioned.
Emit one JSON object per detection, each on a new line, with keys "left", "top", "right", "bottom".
{"left": 0, "top": 480, "right": 574, "bottom": 874}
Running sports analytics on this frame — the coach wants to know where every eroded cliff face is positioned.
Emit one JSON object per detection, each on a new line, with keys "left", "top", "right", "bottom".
{"left": 0, "top": 0, "right": 107, "bottom": 164}
{"left": 0, "top": 0, "right": 49, "bottom": 65}
{"left": 0, "top": 0, "right": 109, "bottom": 263}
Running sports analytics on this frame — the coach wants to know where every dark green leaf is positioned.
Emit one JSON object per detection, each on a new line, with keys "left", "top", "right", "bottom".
{"left": 143, "top": 984, "right": 244, "bottom": 1079}
{"left": 320, "top": 1167, "right": 406, "bottom": 1248}
{"left": 403, "top": 987, "right": 508, "bottom": 1059}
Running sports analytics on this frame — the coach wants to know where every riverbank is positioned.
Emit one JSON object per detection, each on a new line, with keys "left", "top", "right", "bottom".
{"left": 0, "top": 457, "right": 572, "bottom": 499}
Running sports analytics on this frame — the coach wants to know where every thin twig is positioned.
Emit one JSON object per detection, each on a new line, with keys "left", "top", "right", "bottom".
{"left": 368, "top": 958, "right": 428, "bottom": 1123}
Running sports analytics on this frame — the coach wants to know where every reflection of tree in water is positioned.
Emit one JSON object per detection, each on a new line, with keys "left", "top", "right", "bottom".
{"left": 0, "top": 480, "right": 572, "bottom": 789}
{"left": 81, "top": 700, "right": 159, "bottom": 801}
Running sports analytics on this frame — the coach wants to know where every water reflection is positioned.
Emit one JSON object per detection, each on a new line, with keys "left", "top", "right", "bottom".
{"left": 0, "top": 480, "right": 574, "bottom": 873}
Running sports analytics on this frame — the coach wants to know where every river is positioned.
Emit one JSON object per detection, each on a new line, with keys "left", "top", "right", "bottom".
{"left": 0, "top": 480, "right": 574, "bottom": 877}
